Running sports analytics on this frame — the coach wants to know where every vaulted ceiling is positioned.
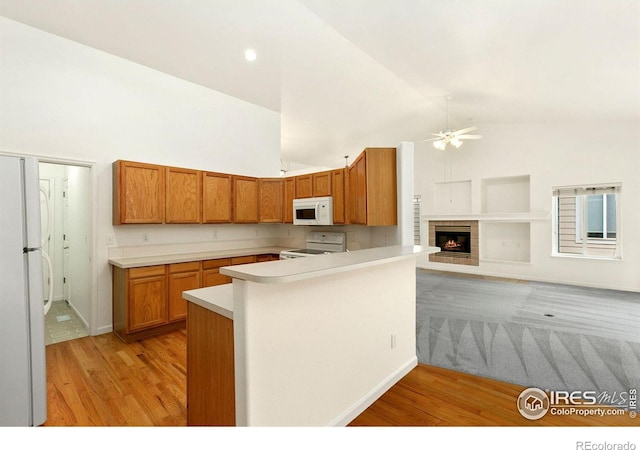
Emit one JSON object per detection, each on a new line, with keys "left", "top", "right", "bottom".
{"left": 1, "top": 0, "right": 638, "bottom": 169}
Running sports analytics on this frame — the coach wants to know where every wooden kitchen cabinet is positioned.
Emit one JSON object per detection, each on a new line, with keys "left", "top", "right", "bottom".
{"left": 259, "top": 178, "right": 284, "bottom": 223}
{"left": 202, "top": 258, "right": 232, "bottom": 287}
{"left": 312, "top": 171, "right": 332, "bottom": 197}
{"left": 233, "top": 176, "right": 259, "bottom": 223}
{"left": 113, "top": 160, "right": 165, "bottom": 225}
{"left": 294, "top": 174, "right": 313, "bottom": 198}
{"left": 348, "top": 148, "right": 397, "bottom": 226}
{"left": 332, "top": 168, "right": 347, "bottom": 224}
{"left": 231, "top": 255, "right": 257, "bottom": 265}
{"left": 166, "top": 166, "right": 202, "bottom": 224}
{"left": 202, "top": 171, "right": 233, "bottom": 223}
{"left": 283, "top": 177, "right": 295, "bottom": 223}
{"left": 112, "top": 265, "right": 186, "bottom": 342}
{"left": 168, "top": 262, "right": 201, "bottom": 322}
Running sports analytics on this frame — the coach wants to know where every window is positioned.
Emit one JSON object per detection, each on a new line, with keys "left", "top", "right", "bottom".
{"left": 553, "top": 184, "right": 621, "bottom": 259}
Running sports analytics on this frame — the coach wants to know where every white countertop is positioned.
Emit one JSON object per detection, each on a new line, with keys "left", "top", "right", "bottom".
{"left": 183, "top": 284, "right": 234, "bottom": 319}
{"left": 108, "top": 246, "right": 290, "bottom": 269}
{"left": 220, "top": 245, "right": 439, "bottom": 284}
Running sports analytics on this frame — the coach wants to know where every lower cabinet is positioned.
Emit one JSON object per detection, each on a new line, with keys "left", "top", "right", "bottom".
{"left": 112, "top": 253, "right": 274, "bottom": 342}
{"left": 202, "top": 258, "right": 232, "bottom": 287}
{"left": 168, "top": 262, "right": 201, "bottom": 322}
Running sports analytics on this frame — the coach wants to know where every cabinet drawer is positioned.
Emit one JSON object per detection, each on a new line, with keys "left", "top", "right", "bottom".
{"left": 129, "top": 265, "right": 166, "bottom": 279}
{"left": 231, "top": 255, "right": 256, "bottom": 265}
{"left": 202, "top": 258, "right": 231, "bottom": 270}
{"left": 169, "top": 261, "right": 201, "bottom": 273}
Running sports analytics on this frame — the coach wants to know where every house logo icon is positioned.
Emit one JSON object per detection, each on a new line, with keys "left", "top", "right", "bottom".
{"left": 517, "top": 388, "right": 550, "bottom": 420}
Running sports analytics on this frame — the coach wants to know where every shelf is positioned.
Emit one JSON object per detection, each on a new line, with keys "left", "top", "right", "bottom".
{"left": 432, "top": 180, "right": 472, "bottom": 215}
{"left": 423, "top": 211, "right": 549, "bottom": 222}
{"left": 480, "top": 222, "right": 530, "bottom": 263}
{"left": 481, "top": 175, "right": 530, "bottom": 214}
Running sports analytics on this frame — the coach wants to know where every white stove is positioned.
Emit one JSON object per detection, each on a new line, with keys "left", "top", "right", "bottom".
{"left": 280, "top": 232, "right": 346, "bottom": 259}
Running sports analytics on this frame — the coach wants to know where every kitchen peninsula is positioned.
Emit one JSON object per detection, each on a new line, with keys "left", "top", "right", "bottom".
{"left": 183, "top": 244, "right": 438, "bottom": 426}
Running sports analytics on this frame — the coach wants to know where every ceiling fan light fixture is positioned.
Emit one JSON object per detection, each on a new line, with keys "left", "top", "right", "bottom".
{"left": 433, "top": 140, "right": 446, "bottom": 150}
{"left": 450, "top": 137, "right": 463, "bottom": 148}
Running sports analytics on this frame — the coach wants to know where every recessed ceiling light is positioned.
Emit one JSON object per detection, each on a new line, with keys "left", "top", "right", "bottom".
{"left": 244, "top": 48, "right": 257, "bottom": 62}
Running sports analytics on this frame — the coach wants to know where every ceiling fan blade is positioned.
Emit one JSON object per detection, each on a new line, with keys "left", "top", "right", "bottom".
{"left": 451, "top": 126, "right": 478, "bottom": 136}
{"left": 458, "top": 135, "right": 482, "bottom": 139}
{"left": 417, "top": 137, "right": 444, "bottom": 142}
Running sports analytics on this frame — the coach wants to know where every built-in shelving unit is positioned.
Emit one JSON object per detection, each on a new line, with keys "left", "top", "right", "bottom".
{"left": 480, "top": 222, "right": 531, "bottom": 263}
{"left": 433, "top": 180, "right": 472, "bottom": 215}
{"left": 481, "top": 175, "right": 530, "bottom": 214}
{"left": 426, "top": 175, "right": 540, "bottom": 265}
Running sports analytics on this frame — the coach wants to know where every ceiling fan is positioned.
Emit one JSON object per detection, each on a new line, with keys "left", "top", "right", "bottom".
{"left": 420, "top": 97, "right": 482, "bottom": 150}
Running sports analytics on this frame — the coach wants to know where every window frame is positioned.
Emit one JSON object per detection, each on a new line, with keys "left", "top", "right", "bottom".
{"left": 552, "top": 183, "right": 622, "bottom": 260}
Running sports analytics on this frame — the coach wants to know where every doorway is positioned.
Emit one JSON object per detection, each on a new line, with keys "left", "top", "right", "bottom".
{"left": 39, "top": 162, "right": 91, "bottom": 345}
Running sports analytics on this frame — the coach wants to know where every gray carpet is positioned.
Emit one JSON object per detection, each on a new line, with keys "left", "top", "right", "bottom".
{"left": 416, "top": 270, "right": 640, "bottom": 394}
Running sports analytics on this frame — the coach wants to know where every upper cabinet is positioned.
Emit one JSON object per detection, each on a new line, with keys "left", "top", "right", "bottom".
{"left": 294, "top": 174, "right": 313, "bottom": 199}
{"left": 113, "top": 160, "right": 165, "bottom": 225}
{"left": 113, "top": 148, "right": 396, "bottom": 227}
{"left": 283, "top": 178, "right": 295, "bottom": 224}
{"left": 259, "top": 178, "right": 284, "bottom": 223}
{"left": 348, "top": 148, "right": 397, "bottom": 226}
{"left": 202, "top": 172, "right": 233, "bottom": 223}
{"left": 312, "top": 171, "right": 332, "bottom": 197}
{"left": 332, "top": 168, "right": 347, "bottom": 225}
{"left": 166, "top": 166, "right": 202, "bottom": 224}
{"left": 233, "top": 176, "right": 259, "bottom": 223}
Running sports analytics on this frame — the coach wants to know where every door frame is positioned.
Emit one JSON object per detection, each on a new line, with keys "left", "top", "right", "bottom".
{"left": 35, "top": 155, "right": 98, "bottom": 336}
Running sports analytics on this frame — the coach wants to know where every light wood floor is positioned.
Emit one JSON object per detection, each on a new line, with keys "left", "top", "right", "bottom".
{"left": 44, "top": 330, "right": 636, "bottom": 426}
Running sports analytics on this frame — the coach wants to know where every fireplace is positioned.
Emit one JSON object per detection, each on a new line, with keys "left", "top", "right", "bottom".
{"left": 435, "top": 225, "right": 471, "bottom": 256}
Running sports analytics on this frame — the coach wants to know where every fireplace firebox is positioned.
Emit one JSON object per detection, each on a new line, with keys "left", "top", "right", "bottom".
{"left": 435, "top": 226, "right": 471, "bottom": 256}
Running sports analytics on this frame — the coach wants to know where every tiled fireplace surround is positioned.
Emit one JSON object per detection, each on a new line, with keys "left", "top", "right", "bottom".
{"left": 429, "top": 220, "right": 479, "bottom": 266}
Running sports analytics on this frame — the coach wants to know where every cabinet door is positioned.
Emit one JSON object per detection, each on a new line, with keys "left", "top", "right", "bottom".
{"left": 259, "top": 178, "right": 283, "bottom": 223}
{"left": 202, "top": 258, "right": 232, "bottom": 287}
{"left": 128, "top": 275, "right": 168, "bottom": 332}
{"left": 233, "top": 176, "right": 259, "bottom": 223}
{"left": 114, "top": 160, "right": 165, "bottom": 224}
{"left": 363, "top": 147, "right": 397, "bottom": 226}
{"left": 283, "top": 178, "right": 295, "bottom": 224}
{"left": 332, "top": 168, "right": 346, "bottom": 224}
{"left": 294, "top": 174, "right": 313, "bottom": 199}
{"left": 168, "top": 262, "right": 201, "bottom": 322}
{"left": 202, "top": 271, "right": 232, "bottom": 287}
{"left": 202, "top": 172, "right": 233, "bottom": 223}
{"left": 312, "top": 171, "right": 332, "bottom": 197}
{"left": 166, "top": 167, "right": 202, "bottom": 224}
{"left": 349, "top": 153, "right": 367, "bottom": 225}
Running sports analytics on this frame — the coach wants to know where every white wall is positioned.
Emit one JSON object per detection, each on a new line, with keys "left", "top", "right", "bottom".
{"left": 415, "top": 121, "right": 640, "bottom": 292}
{"left": 233, "top": 256, "right": 417, "bottom": 426}
{"left": 0, "top": 17, "right": 281, "bottom": 334}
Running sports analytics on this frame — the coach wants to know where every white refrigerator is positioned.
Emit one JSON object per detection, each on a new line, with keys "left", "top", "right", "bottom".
{"left": 0, "top": 155, "right": 47, "bottom": 426}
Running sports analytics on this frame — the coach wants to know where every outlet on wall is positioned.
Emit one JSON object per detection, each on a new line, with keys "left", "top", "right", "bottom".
{"left": 390, "top": 333, "right": 397, "bottom": 349}
{"left": 106, "top": 235, "right": 115, "bottom": 246}
{"left": 143, "top": 234, "right": 149, "bottom": 242}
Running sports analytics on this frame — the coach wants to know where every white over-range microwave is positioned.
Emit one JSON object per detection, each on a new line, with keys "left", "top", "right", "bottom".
{"left": 293, "top": 196, "right": 333, "bottom": 226}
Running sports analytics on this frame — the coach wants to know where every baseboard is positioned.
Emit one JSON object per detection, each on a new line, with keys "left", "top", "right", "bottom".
{"left": 327, "top": 356, "right": 418, "bottom": 427}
